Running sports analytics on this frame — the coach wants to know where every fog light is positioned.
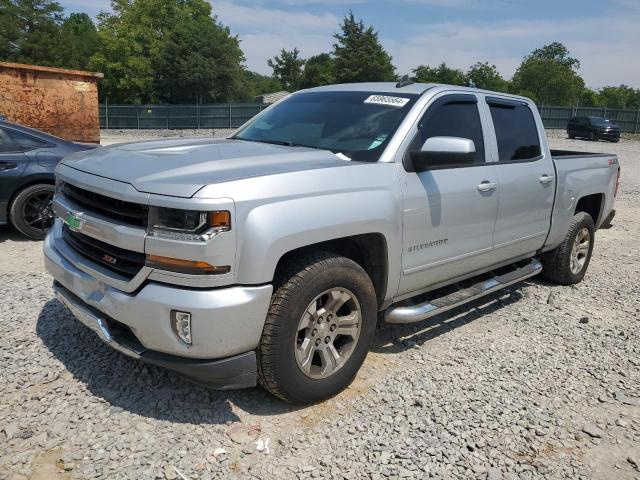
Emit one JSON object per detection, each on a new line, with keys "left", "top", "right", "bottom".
{"left": 171, "top": 310, "right": 192, "bottom": 345}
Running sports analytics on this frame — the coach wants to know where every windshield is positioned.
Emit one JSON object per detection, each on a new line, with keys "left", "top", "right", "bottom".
{"left": 590, "top": 117, "right": 611, "bottom": 126}
{"left": 231, "top": 91, "right": 418, "bottom": 162}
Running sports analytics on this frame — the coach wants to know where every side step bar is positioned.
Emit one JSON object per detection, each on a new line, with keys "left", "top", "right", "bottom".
{"left": 385, "top": 259, "right": 542, "bottom": 324}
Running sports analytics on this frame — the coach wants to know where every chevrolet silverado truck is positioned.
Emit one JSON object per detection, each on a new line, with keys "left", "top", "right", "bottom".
{"left": 44, "top": 82, "right": 620, "bottom": 404}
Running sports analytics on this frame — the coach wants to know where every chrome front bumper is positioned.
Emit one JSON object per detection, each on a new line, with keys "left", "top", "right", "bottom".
{"left": 43, "top": 226, "right": 273, "bottom": 361}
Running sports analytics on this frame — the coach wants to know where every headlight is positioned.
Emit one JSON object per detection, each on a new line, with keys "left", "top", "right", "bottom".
{"left": 148, "top": 207, "right": 231, "bottom": 242}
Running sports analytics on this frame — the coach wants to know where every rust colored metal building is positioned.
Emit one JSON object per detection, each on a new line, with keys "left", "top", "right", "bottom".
{"left": 0, "top": 62, "right": 103, "bottom": 143}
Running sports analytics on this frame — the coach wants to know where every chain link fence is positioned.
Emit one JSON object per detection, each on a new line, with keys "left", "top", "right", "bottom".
{"left": 99, "top": 104, "right": 268, "bottom": 130}
{"left": 100, "top": 103, "right": 640, "bottom": 133}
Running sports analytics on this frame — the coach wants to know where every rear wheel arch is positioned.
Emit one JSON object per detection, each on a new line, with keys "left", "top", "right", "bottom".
{"left": 575, "top": 193, "right": 603, "bottom": 226}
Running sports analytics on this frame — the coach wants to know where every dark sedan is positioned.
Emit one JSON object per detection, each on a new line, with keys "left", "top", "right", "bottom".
{"left": 0, "top": 120, "right": 97, "bottom": 239}
{"left": 567, "top": 116, "right": 621, "bottom": 142}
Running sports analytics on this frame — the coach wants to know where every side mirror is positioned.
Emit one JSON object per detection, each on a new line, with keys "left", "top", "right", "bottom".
{"left": 408, "top": 136, "right": 476, "bottom": 171}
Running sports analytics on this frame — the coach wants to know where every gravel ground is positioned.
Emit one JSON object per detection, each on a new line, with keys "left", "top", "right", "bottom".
{"left": 1, "top": 134, "right": 639, "bottom": 480}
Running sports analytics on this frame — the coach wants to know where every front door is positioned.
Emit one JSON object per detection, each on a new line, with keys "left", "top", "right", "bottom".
{"left": 397, "top": 93, "right": 499, "bottom": 297}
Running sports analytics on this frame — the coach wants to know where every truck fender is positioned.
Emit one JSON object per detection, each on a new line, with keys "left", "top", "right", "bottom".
{"left": 235, "top": 190, "right": 402, "bottom": 291}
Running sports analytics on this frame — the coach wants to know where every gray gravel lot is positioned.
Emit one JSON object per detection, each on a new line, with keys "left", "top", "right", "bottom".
{"left": 0, "top": 133, "right": 639, "bottom": 480}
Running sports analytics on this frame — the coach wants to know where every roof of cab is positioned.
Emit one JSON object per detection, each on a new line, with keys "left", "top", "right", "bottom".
{"left": 301, "top": 82, "right": 437, "bottom": 95}
{"left": 298, "top": 82, "right": 533, "bottom": 104}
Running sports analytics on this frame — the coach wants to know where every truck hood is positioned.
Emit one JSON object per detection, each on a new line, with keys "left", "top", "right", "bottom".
{"left": 61, "top": 138, "right": 354, "bottom": 197}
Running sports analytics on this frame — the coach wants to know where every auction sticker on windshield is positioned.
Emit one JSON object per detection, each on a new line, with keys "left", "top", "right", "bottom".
{"left": 364, "top": 95, "right": 410, "bottom": 107}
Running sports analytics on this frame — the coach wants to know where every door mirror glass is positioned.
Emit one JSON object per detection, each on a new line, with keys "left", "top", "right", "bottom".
{"left": 409, "top": 136, "right": 476, "bottom": 171}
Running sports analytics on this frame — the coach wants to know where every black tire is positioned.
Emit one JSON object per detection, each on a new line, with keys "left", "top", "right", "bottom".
{"left": 9, "top": 184, "right": 56, "bottom": 240}
{"left": 588, "top": 131, "right": 596, "bottom": 141}
{"left": 541, "top": 212, "right": 595, "bottom": 285}
{"left": 257, "top": 251, "right": 377, "bottom": 404}
{"left": 568, "top": 133, "right": 575, "bottom": 139}
{"left": 611, "top": 138, "right": 620, "bottom": 143}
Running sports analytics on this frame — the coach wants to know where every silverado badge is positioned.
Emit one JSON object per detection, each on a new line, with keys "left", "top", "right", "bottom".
{"left": 64, "top": 211, "right": 84, "bottom": 232}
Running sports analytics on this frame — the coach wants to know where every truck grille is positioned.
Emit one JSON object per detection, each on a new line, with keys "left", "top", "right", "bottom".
{"left": 62, "top": 183, "right": 148, "bottom": 227}
{"left": 62, "top": 225, "right": 145, "bottom": 278}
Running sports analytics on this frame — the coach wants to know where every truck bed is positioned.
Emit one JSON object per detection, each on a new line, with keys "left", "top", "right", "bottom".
{"left": 550, "top": 149, "right": 616, "bottom": 159}
{"left": 544, "top": 150, "right": 619, "bottom": 251}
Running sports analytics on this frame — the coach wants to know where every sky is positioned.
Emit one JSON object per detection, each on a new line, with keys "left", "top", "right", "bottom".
{"left": 58, "top": 0, "right": 640, "bottom": 89}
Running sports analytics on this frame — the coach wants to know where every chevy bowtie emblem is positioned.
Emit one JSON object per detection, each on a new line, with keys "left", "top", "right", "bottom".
{"left": 64, "top": 211, "right": 84, "bottom": 232}
{"left": 102, "top": 254, "right": 118, "bottom": 265}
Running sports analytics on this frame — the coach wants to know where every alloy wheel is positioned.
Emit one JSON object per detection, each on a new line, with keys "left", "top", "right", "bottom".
{"left": 570, "top": 227, "right": 590, "bottom": 275}
{"left": 295, "top": 288, "right": 362, "bottom": 379}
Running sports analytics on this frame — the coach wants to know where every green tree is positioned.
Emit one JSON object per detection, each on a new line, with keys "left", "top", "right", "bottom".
{"left": 466, "top": 62, "right": 508, "bottom": 91}
{"left": 267, "top": 47, "right": 305, "bottom": 91}
{"left": 61, "top": 13, "right": 100, "bottom": 69}
{"left": 90, "top": 0, "right": 244, "bottom": 103}
{"left": 512, "top": 42, "right": 585, "bottom": 105}
{"left": 153, "top": 13, "right": 244, "bottom": 103}
{"left": 0, "top": 0, "right": 22, "bottom": 59}
{"left": 242, "top": 70, "right": 283, "bottom": 101}
{"left": 528, "top": 42, "right": 580, "bottom": 69}
{"left": 596, "top": 85, "right": 640, "bottom": 108}
{"left": 578, "top": 88, "right": 600, "bottom": 107}
{"left": 1, "top": 0, "right": 65, "bottom": 66}
{"left": 301, "top": 53, "right": 335, "bottom": 88}
{"left": 333, "top": 12, "right": 396, "bottom": 83}
{"left": 412, "top": 62, "right": 467, "bottom": 86}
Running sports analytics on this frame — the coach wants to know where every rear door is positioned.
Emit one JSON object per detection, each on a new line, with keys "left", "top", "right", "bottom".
{"left": 486, "top": 97, "right": 555, "bottom": 260}
{"left": 397, "top": 93, "right": 499, "bottom": 296}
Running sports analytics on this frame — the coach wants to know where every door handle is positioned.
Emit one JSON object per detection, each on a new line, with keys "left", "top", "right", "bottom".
{"left": 477, "top": 181, "right": 497, "bottom": 192}
{"left": 539, "top": 174, "right": 554, "bottom": 185}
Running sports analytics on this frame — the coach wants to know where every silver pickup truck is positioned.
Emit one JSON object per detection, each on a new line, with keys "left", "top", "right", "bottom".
{"left": 44, "top": 82, "right": 620, "bottom": 404}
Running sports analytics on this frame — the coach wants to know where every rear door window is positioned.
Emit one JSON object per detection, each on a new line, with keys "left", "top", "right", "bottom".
{"left": 488, "top": 102, "right": 541, "bottom": 162}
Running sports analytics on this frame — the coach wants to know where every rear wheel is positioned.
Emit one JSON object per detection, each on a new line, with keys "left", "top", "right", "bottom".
{"left": 541, "top": 212, "right": 595, "bottom": 285}
{"left": 257, "top": 251, "right": 377, "bottom": 404}
{"left": 588, "top": 131, "right": 596, "bottom": 141}
{"left": 568, "top": 133, "right": 575, "bottom": 139}
{"left": 9, "top": 184, "right": 55, "bottom": 240}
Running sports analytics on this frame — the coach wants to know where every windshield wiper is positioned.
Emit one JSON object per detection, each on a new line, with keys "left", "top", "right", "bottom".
{"left": 231, "top": 137, "right": 293, "bottom": 147}
{"left": 234, "top": 137, "right": 326, "bottom": 150}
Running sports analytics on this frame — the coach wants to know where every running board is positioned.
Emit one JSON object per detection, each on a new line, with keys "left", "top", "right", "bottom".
{"left": 385, "top": 259, "right": 542, "bottom": 324}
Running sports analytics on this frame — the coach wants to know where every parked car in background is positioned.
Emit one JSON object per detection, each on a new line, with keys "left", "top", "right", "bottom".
{"left": 567, "top": 116, "right": 621, "bottom": 142}
{"left": 0, "top": 120, "right": 97, "bottom": 239}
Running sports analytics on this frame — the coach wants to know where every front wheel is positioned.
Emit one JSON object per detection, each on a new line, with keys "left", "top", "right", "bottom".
{"left": 9, "top": 184, "right": 56, "bottom": 240}
{"left": 541, "top": 212, "right": 595, "bottom": 285}
{"left": 257, "top": 252, "right": 377, "bottom": 404}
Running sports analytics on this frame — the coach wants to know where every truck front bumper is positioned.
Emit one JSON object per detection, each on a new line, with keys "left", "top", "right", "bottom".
{"left": 43, "top": 230, "right": 273, "bottom": 389}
